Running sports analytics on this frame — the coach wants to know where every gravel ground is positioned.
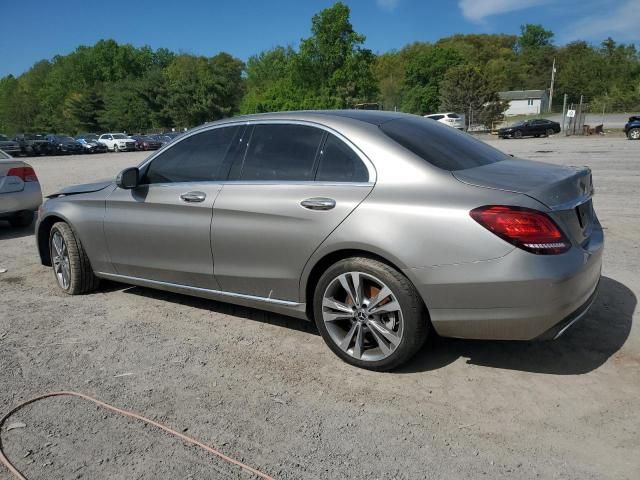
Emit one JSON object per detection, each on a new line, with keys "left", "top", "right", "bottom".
{"left": 1, "top": 134, "right": 639, "bottom": 480}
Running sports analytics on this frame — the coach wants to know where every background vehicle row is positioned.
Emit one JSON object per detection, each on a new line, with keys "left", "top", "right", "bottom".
{"left": 0, "top": 131, "right": 182, "bottom": 156}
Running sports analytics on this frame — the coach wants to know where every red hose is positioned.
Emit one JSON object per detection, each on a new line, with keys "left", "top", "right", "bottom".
{"left": 0, "top": 391, "right": 275, "bottom": 480}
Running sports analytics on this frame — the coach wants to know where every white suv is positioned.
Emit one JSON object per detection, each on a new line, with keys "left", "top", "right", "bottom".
{"left": 98, "top": 133, "right": 136, "bottom": 152}
{"left": 424, "top": 112, "right": 465, "bottom": 130}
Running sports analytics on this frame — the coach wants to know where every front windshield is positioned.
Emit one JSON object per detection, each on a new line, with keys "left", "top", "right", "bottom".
{"left": 512, "top": 121, "right": 526, "bottom": 126}
{"left": 112, "top": 134, "right": 127, "bottom": 139}
{"left": 0, "top": 134, "right": 9, "bottom": 141}
{"left": 58, "top": 136, "right": 76, "bottom": 143}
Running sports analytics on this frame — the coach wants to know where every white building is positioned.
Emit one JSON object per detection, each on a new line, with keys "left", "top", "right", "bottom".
{"left": 498, "top": 90, "right": 549, "bottom": 116}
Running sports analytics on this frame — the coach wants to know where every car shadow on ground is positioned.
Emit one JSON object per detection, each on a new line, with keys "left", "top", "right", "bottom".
{"left": 104, "top": 276, "right": 634, "bottom": 375}
{"left": 113, "top": 282, "right": 319, "bottom": 335}
{"left": 0, "top": 222, "right": 35, "bottom": 240}
{"left": 400, "top": 276, "right": 635, "bottom": 375}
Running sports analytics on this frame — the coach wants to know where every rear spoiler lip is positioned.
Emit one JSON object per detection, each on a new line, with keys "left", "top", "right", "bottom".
{"left": 452, "top": 164, "right": 593, "bottom": 211}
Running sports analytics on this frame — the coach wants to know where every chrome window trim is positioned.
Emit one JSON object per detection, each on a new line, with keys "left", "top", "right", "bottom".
{"left": 137, "top": 119, "right": 377, "bottom": 184}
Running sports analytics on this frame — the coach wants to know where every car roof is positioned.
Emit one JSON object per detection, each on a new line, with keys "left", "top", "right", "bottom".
{"left": 207, "top": 110, "right": 409, "bottom": 128}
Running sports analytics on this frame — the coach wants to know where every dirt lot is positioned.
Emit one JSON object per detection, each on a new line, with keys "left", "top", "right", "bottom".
{"left": 1, "top": 135, "right": 639, "bottom": 480}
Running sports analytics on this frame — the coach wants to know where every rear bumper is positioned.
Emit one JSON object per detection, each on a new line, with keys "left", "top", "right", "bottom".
{"left": 405, "top": 226, "right": 603, "bottom": 340}
{"left": 0, "top": 183, "right": 43, "bottom": 216}
{"left": 535, "top": 282, "right": 599, "bottom": 340}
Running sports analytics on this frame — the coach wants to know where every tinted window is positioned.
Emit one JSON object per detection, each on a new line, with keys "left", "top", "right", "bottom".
{"left": 447, "top": 113, "right": 460, "bottom": 119}
{"left": 316, "top": 134, "right": 369, "bottom": 182}
{"left": 144, "top": 126, "right": 239, "bottom": 184}
{"left": 427, "top": 115, "right": 444, "bottom": 121}
{"left": 380, "top": 116, "right": 508, "bottom": 171}
{"left": 240, "top": 124, "right": 323, "bottom": 181}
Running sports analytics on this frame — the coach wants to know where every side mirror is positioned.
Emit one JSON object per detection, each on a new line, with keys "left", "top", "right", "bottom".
{"left": 116, "top": 167, "right": 139, "bottom": 189}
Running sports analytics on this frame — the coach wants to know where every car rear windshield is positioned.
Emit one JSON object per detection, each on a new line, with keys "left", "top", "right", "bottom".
{"left": 446, "top": 113, "right": 460, "bottom": 118}
{"left": 379, "top": 117, "right": 508, "bottom": 171}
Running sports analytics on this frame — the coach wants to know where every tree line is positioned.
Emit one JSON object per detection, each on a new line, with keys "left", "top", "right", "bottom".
{"left": 0, "top": 2, "right": 638, "bottom": 135}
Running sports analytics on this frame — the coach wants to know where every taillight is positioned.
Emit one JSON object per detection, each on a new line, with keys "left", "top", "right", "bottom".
{"left": 7, "top": 166, "right": 38, "bottom": 182}
{"left": 470, "top": 205, "right": 570, "bottom": 254}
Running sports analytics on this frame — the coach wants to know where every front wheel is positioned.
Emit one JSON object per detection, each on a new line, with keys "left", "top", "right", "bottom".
{"left": 313, "top": 257, "right": 429, "bottom": 371}
{"left": 546, "top": 128, "right": 555, "bottom": 137}
{"left": 513, "top": 130, "right": 523, "bottom": 139}
{"left": 113, "top": 144, "right": 119, "bottom": 152}
{"left": 49, "top": 222, "right": 99, "bottom": 295}
{"left": 628, "top": 128, "right": 640, "bottom": 140}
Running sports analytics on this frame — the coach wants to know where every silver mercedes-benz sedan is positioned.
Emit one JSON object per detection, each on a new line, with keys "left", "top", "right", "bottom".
{"left": 35, "top": 111, "right": 603, "bottom": 370}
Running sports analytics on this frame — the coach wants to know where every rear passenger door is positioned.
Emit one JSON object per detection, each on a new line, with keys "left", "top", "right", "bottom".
{"left": 212, "top": 123, "right": 374, "bottom": 302}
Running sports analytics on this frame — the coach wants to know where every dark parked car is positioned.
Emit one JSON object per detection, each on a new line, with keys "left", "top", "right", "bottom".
{"left": 76, "top": 136, "right": 108, "bottom": 153}
{"left": 14, "top": 133, "right": 51, "bottom": 156}
{"left": 624, "top": 115, "right": 640, "bottom": 140}
{"left": 130, "top": 135, "right": 162, "bottom": 151}
{"left": 45, "top": 135, "right": 83, "bottom": 155}
{"left": 0, "top": 134, "right": 22, "bottom": 156}
{"left": 498, "top": 119, "right": 561, "bottom": 139}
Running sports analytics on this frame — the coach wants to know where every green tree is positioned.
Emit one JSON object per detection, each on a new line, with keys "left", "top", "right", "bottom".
{"left": 439, "top": 65, "right": 506, "bottom": 127}
{"left": 401, "top": 43, "right": 463, "bottom": 114}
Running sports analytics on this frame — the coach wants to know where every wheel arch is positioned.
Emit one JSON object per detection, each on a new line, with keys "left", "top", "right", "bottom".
{"left": 301, "top": 247, "right": 420, "bottom": 319}
{"left": 37, "top": 213, "right": 73, "bottom": 266}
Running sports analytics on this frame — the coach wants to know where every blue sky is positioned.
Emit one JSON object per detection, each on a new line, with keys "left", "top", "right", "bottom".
{"left": 1, "top": 0, "right": 638, "bottom": 78}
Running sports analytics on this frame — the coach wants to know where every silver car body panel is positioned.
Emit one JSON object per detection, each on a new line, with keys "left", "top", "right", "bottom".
{"left": 0, "top": 157, "right": 42, "bottom": 215}
{"left": 36, "top": 110, "right": 603, "bottom": 340}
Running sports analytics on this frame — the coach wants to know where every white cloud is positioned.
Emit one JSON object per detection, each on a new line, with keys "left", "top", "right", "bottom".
{"left": 376, "top": 0, "right": 400, "bottom": 12}
{"left": 560, "top": 0, "right": 640, "bottom": 43}
{"left": 458, "top": 0, "right": 550, "bottom": 22}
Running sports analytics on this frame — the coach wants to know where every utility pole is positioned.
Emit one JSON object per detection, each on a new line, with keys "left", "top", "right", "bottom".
{"left": 561, "top": 93, "right": 568, "bottom": 134}
{"left": 548, "top": 57, "right": 556, "bottom": 112}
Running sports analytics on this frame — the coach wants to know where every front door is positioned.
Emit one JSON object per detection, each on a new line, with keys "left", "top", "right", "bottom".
{"left": 212, "top": 124, "right": 374, "bottom": 301}
{"left": 103, "top": 125, "right": 242, "bottom": 289}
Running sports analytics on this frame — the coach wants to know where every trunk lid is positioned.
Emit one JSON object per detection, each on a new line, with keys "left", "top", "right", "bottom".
{"left": 453, "top": 158, "right": 595, "bottom": 245}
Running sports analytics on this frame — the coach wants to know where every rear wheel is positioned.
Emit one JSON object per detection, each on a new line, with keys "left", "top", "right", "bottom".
{"left": 313, "top": 257, "right": 428, "bottom": 371}
{"left": 8, "top": 211, "right": 34, "bottom": 227}
{"left": 628, "top": 128, "right": 640, "bottom": 140}
{"left": 49, "top": 222, "right": 99, "bottom": 295}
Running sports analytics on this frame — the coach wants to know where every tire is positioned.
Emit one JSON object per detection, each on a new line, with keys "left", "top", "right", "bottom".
{"left": 8, "top": 211, "right": 34, "bottom": 227}
{"left": 534, "top": 134, "right": 540, "bottom": 138}
{"left": 49, "top": 222, "right": 99, "bottom": 295}
{"left": 312, "top": 257, "right": 429, "bottom": 371}
{"left": 628, "top": 128, "right": 640, "bottom": 140}
{"left": 546, "top": 128, "right": 555, "bottom": 137}
{"left": 113, "top": 144, "right": 119, "bottom": 152}
{"left": 513, "top": 130, "right": 523, "bottom": 139}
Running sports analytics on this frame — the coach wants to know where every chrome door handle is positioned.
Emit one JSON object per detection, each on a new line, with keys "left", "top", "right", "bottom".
{"left": 180, "top": 191, "right": 206, "bottom": 203}
{"left": 300, "top": 197, "right": 336, "bottom": 210}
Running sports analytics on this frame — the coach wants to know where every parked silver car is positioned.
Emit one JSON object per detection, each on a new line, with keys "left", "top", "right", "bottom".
{"left": 0, "top": 150, "right": 42, "bottom": 226}
{"left": 35, "top": 111, "right": 603, "bottom": 370}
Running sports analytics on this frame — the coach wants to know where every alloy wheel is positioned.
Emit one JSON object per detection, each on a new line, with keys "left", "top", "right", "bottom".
{"left": 630, "top": 128, "right": 640, "bottom": 140}
{"left": 322, "top": 271, "right": 404, "bottom": 362}
{"left": 51, "top": 231, "right": 71, "bottom": 290}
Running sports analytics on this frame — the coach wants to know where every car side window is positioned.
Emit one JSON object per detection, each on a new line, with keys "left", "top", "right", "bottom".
{"left": 316, "top": 134, "right": 369, "bottom": 183}
{"left": 144, "top": 126, "right": 240, "bottom": 184}
{"left": 240, "top": 124, "right": 323, "bottom": 181}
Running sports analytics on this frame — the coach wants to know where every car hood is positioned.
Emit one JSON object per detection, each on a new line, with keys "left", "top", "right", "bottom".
{"left": 47, "top": 179, "right": 113, "bottom": 198}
